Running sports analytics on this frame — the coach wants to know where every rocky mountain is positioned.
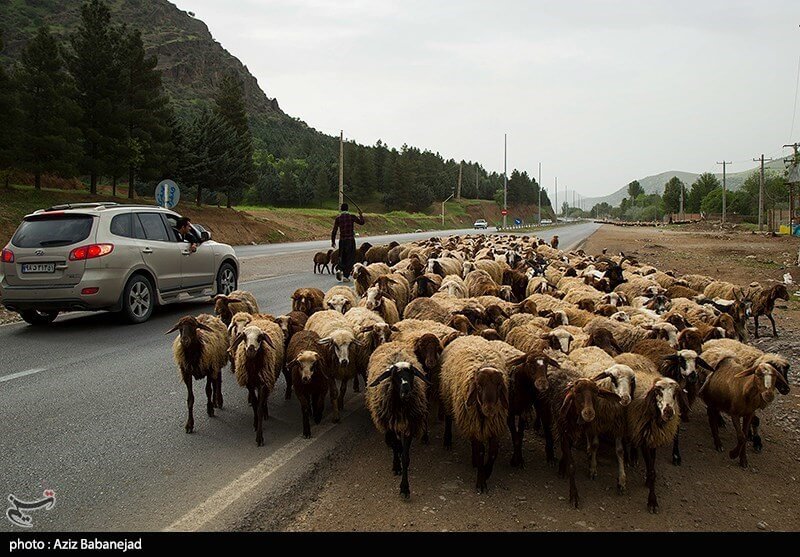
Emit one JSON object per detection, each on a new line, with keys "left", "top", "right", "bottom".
{"left": 583, "top": 157, "right": 793, "bottom": 208}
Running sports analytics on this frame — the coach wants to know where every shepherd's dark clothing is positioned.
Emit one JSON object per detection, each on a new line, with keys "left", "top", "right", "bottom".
{"left": 331, "top": 211, "right": 365, "bottom": 278}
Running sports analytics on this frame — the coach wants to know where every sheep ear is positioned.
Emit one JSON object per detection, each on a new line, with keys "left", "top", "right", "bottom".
{"left": 412, "top": 367, "right": 432, "bottom": 385}
{"left": 498, "top": 384, "right": 509, "bottom": 410}
{"left": 389, "top": 324, "right": 400, "bottom": 332}
{"left": 598, "top": 390, "right": 621, "bottom": 402}
{"left": 662, "top": 354, "right": 681, "bottom": 363}
{"left": 773, "top": 371, "right": 790, "bottom": 388}
{"left": 369, "top": 366, "right": 394, "bottom": 387}
{"left": 165, "top": 322, "right": 181, "bottom": 334}
{"left": 465, "top": 381, "right": 479, "bottom": 407}
{"left": 559, "top": 391, "right": 575, "bottom": 420}
{"left": 544, "top": 356, "right": 561, "bottom": 369}
{"left": 735, "top": 366, "right": 757, "bottom": 379}
{"left": 358, "top": 325, "right": 374, "bottom": 334}
{"left": 353, "top": 337, "right": 368, "bottom": 347}
{"left": 592, "top": 371, "right": 611, "bottom": 382}
{"left": 441, "top": 331, "right": 461, "bottom": 349}
{"left": 230, "top": 332, "right": 245, "bottom": 353}
{"left": 213, "top": 295, "right": 227, "bottom": 302}
{"left": 196, "top": 322, "right": 214, "bottom": 333}
{"left": 539, "top": 332, "right": 550, "bottom": 340}
{"left": 696, "top": 357, "right": 714, "bottom": 372}
{"left": 508, "top": 354, "right": 527, "bottom": 369}
{"left": 259, "top": 332, "right": 275, "bottom": 348}
{"left": 317, "top": 337, "right": 333, "bottom": 346}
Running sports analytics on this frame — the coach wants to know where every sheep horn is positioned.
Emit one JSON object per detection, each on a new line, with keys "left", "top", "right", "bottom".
{"left": 696, "top": 357, "right": 714, "bottom": 372}
{"left": 196, "top": 322, "right": 214, "bottom": 333}
{"left": 369, "top": 366, "right": 394, "bottom": 387}
{"left": 165, "top": 323, "right": 181, "bottom": 334}
{"left": 592, "top": 371, "right": 611, "bottom": 382}
{"left": 412, "top": 367, "right": 432, "bottom": 385}
{"left": 258, "top": 332, "right": 275, "bottom": 349}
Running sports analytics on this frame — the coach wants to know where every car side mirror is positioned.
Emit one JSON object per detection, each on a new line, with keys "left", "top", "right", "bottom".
{"left": 200, "top": 230, "right": 210, "bottom": 242}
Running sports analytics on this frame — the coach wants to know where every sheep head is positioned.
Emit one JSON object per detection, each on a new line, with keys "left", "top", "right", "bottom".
{"left": 736, "top": 362, "right": 788, "bottom": 404}
{"left": 227, "top": 311, "right": 254, "bottom": 338}
{"left": 510, "top": 352, "right": 559, "bottom": 392}
{"left": 231, "top": 325, "right": 275, "bottom": 358}
{"left": 592, "top": 364, "right": 636, "bottom": 406}
{"left": 466, "top": 366, "right": 508, "bottom": 417}
{"left": 166, "top": 316, "right": 214, "bottom": 348}
{"left": 413, "top": 333, "right": 443, "bottom": 372}
{"left": 561, "top": 378, "right": 619, "bottom": 424}
{"left": 542, "top": 328, "right": 573, "bottom": 354}
{"left": 364, "top": 286, "right": 385, "bottom": 311}
{"left": 369, "top": 361, "right": 430, "bottom": 401}
{"left": 318, "top": 329, "right": 361, "bottom": 367}
{"left": 290, "top": 350, "right": 326, "bottom": 384}
{"left": 326, "top": 294, "right": 352, "bottom": 314}
{"left": 213, "top": 294, "right": 244, "bottom": 324}
{"left": 645, "top": 378, "right": 688, "bottom": 424}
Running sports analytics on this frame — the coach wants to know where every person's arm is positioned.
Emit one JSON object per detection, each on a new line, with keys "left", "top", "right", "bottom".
{"left": 331, "top": 216, "right": 339, "bottom": 247}
{"left": 354, "top": 211, "right": 365, "bottom": 226}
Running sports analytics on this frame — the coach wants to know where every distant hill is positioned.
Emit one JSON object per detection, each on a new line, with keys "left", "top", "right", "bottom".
{"left": 583, "top": 157, "right": 793, "bottom": 208}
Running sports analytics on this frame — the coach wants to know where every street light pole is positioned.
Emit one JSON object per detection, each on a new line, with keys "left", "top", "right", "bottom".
{"left": 503, "top": 133, "right": 508, "bottom": 229}
{"left": 538, "top": 162, "right": 542, "bottom": 225}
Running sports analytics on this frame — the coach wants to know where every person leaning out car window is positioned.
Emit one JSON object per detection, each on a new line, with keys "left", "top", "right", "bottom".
{"left": 174, "top": 216, "right": 199, "bottom": 253}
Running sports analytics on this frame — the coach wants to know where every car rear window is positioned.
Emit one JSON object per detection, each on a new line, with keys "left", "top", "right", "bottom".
{"left": 12, "top": 215, "right": 94, "bottom": 248}
{"left": 110, "top": 214, "right": 133, "bottom": 238}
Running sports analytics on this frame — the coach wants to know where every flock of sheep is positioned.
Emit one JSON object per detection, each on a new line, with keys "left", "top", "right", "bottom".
{"left": 166, "top": 232, "right": 792, "bottom": 513}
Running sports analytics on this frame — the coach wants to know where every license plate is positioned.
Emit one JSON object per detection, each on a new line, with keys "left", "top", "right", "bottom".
{"left": 21, "top": 263, "right": 55, "bottom": 274}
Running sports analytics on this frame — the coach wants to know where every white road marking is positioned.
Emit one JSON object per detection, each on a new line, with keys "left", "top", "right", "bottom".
{"left": 0, "top": 367, "right": 47, "bottom": 383}
{"left": 163, "top": 399, "right": 362, "bottom": 532}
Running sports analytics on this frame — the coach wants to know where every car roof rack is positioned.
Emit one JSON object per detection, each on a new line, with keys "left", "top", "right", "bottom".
{"left": 39, "top": 202, "right": 120, "bottom": 212}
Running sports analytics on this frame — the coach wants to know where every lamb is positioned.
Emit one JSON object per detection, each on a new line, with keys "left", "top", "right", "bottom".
{"left": 168, "top": 314, "right": 229, "bottom": 434}
{"left": 214, "top": 290, "right": 260, "bottom": 325}
{"left": 286, "top": 330, "right": 331, "bottom": 438}
{"left": 372, "top": 274, "right": 411, "bottom": 314}
{"left": 439, "top": 336, "right": 510, "bottom": 492}
{"left": 465, "top": 269, "right": 500, "bottom": 297}
{"left": 440, "top": 274, "right": 469, "bottom": 298}
{"left": 410, "top": 273, "right": 443, "bottom": 298}
{"left": 313, "top": 249, "right": 333, "bottom": 274}
{"left": 699, "top": 348, "right": 786, "bottom": 468}
{"left": 749, "top": 283, "right": 789, "bottom": 338}
{"left": 291, "top": 287, "right": 325, "bottom": 316}
{"left": 305, "top": 310, "right": 364, "bottom": 422}
{"left": 366, "top": 342, "right": 431, "bottom": 498}
{"left": 323, "top": 285, "right": 358, "bottom": 314}
{"left": 353, "top": 262, "right": 392, "bottom": 296}
{"left": 359, "top": 285, "right": 401, "bottom": 325}
{"left": 229, "top": 321, "right": 285, "bottom": 446}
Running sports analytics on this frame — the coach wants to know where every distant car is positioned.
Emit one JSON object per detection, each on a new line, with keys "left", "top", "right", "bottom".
{"left": 541, "top": 219, "right": 553, "bottom": 225}
{"left": 0, "top": 203, "right": 239, "bottom": 325}
{"left": 473, "top": 219, "right": 488, "bottom": 229}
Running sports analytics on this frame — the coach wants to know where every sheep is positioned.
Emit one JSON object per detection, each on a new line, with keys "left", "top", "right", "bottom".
{"left": 498, "top": 313, "right": 549, "bottom": 339}
{"left": 286, "top": 330, "right": 331, "bottom": 438}
{"left": 323, "top": 285, "right": 358, "bottom": 314}
{"left": 168, "top": 314, "right": 229, "bottom": 434}
{"left": 214, "top": 290, "right": 260, "bottom": 325}
{"left": 387, "top": 244, "right": 405, "bottom": 265}
{"left": 583, "top": 318, "right": 677, "bottom": 352}
{"left": 489, "top": 342, "right": 560, "bottom": 467}
{"left": 550, "top": 235, "right": 559, "bottom": 249}
{"left": 355, "top": 242, "right": 373, "bottom": 264}
{"left": 703, "top": 280, "right": 747, "bottom": 301}
{"left": 344, "top": 306, "right": 391, "bottom": 391}
{"left": 526, "top": 276, "right": 558, "bottom": 297}
{"left": 465, "top": 269, "right": 500, "bottom": 297}
{"left": 359, "top": 285, "right": 401, "bottom": 325}
{"left": 366, "top": 342, "right": 431, "bottom": 498}
{"left": 464, "top": 258, "right": 508, "bottom": 284}
{"left": 440, "top": 274, "right": 469, "bottom": 298}
{"left": 525, "top": 294, "right": 595, "bottom": 326}
{"left": 410, "top": 273, "right": 442, "bottom": 298}
{"left": 439, "top": 336, "right": 510, "bottom": 492}
{"left": 291, "top": 287, "right": 325, "bottom": 316}
{"left": 750, "top": 283, "right": 789, "bottom": 338}
{"left": 273, "top": 311, "right": 308, "bottom": 348}
{"left": 372, "top": 274, "right": 411, "bottom": 314}
{"left": 365, "top": 244, "right": 392, "bottom": 264}
{"left": 329, "top": 248, "right": 339, "bottom": 270}
{"left": 313, "top": 249, "right": 333, "bottom": 274}
{"left": 666, "top": 285, "right": 699, "bottom": 299}
{"left": 614, "top": 276, "right": 662, "bottom": 300}
{"left": 305, "top": 310, "right": 364, "bottom": 422}
{"left": 403, "top": 296, "right": 451, "bottom": 323}
{"left": 353, "top": 262, "right": 392, "bottom": 296}
{"left": 506, "top": 324, "right": 574, "bottom": 355}
{"left": 390, "top": 319, "right": 461, "bottom": 344}
{"left": 502, "top": 268, "right": 529, "bottom": 302}
{"left": 428, "top": 257, "right": 464, "bottom": 278}
{"left": 699, "top": 348, "right": 787, "bottom": 468}
{"left": 626, "top": 372, "right": 688, "bottom": 512}
{"left": 229, "top": 321, "right": 285, "bottom": 446}
{"left": 681, "top": 273, "right": 714, "bottom": 292}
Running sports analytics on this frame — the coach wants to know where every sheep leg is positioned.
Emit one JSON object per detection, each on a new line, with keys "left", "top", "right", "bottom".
{"left": 767, "top": 314, "right": 778, "bottom": 337}
{"left": 184, "top": 376, "right": 195, "bottom": 434}
{"left": 643, "top": 447, "right": 658, "bottom": 513}
{"left": 562, "top": 434, "right": 579, "bottom": 508}
{"left": 337, "top": 377, "right": 348, "bottom": 411}
{"left": 300, "top": 393, "right": 312, "bottom": 439}
{"left": 484, "top": 436, "right": 499, "bottom": 486}
{"left": 615, "top": 437, "right": 627, "bottom": 494}
{"left": 215, "top": 371, "right": 223, "bottom": 409}
{"left": 443, "top": 415, "right": 453, "bottom": 449}
{"left": 329, "top": 378, "right": 340, "bottom": 423}
{"left": 352, "top": 375, "right": 360, "bottom": 393}
{"left": 249, "top": 387, "right": 259, "bottom": 431}
{"left": 750, "top": 415, "right": 763, "bottom": 453}
{"left": 312, "top": 392, "right": 325, "bottom": 425}
{"left": 283, "top": 365, "right": 292, "bottom": 400}
{"left": 400, "top": 434, "right": 412, "bottom": 498}
{"left": 707, "top": 406, "right": 724, "bottom": 452}
{"left": 754, "top": 315, "right": 760, "bottom": 338}
{"left": 536, "top": 401, "right": 556, "bottom": 466}
{"left": 205, "top": 375, "right": 215, "bottom": 417}
{"left": 385, "top": 431, "right": 401, "bottom": 475}
{"left": 587, "top": 433, "right": 599, "bottom": 479}
{"left": 507, "top": 414, "right": 521, "bottom": 467}
{"left": 255, "top": 385, "right": 267, "bottom": 446}
{"left": 473, "top": 440, "right": 487, "bottom": 493}
{"left": 731, "top": 415, "right": 752, "bottom": 468}
{"left": 672, "top": 430, "right": 682, "bottom": 466}
{"left": 471, "top": 440, "right": 481, "bottom": 468}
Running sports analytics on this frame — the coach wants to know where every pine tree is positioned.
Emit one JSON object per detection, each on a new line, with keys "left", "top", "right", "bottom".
{"left": 67, "top": 0, "right": 124, "bottom": 194}
{"left": 213, "top": 74, "right": 255, "bottom": 207}
{"left": 662, "top": 176, "right": 685, "bottom": 214}
{"left": 0, "top": 31, "right": 22, "bottom": 188}
{"left": 16, "top": 26, "right": 82, "bottom": 190}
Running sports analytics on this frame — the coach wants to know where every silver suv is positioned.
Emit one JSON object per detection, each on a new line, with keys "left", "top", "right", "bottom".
{"left": 0, "top": 203, "right": 240, "bottom": 325}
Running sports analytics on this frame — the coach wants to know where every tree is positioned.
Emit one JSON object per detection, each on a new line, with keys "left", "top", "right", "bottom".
{"left": 700, "top": 187, "right": 724, "bottom": 214}
{"left": 213, "top": 74, "right": 255, "bottom": 207}
{"left": 0, "top": 30, "right": 22, "bottom": 188}
{"left": 561, "top": 201, "right": 570, "bottom": 216}
{"left": 591, "top": 202, "right": 613, "bottom": 218}
{"left": 117, "top": 28, "right": 174, "bottom": 199}
{"left": 662, "top": 176, "right": 685, "bottom": 214}
{"left": 15, "top": 26, "right": 82, "bottom": 190}
{"left": 67, "top": 0, "right": 125, "bottom": 194}
{"left": 627, "top": 180, "right": 644, "bottom": 202}
{"left": 687, "top": 173, "right": 720, "bottom": 212}
{"left": 408, "top": 182, "right": 434, "bottom": 212}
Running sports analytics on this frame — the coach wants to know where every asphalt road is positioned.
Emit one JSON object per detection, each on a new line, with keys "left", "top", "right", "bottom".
{"left": 0, "top": 221, "right": 600, "bottom": 532}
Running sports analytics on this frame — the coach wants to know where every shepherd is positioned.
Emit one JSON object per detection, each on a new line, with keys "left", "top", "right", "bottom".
{"left": 331, "top": 202, "right": 365, "bottom": 282}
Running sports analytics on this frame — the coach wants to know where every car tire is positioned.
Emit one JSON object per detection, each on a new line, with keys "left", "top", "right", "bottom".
{"left": 121, "top": 275, "right": 155, "bottom": 324}
{"left": 216, "top": 262, "right": 237, "bottom": 296}
{"left": 20, "top": 309, "right": 59, "bottom": 326}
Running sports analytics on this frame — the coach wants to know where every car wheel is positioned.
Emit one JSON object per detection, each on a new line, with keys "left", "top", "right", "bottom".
{"left": 121, "top": 275, "right": 154, "bottom": 324}
{"left": 20, "top": 309, "right": 59, "bottom": 326}
{"left": 216, "top": 262, "right": 237, "bottom": 296}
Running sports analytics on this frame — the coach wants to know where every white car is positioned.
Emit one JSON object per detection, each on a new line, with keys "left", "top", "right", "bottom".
{"left": 473, "top": 219, "right": 488, "bottom": 229}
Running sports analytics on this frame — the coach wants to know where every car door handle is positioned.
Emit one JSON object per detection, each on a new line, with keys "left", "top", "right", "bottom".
{"left": 142, "top": 248, "right": 153, "bottom": 254}
{"left": 182, "top": 250, "right": 191, "bottom": 256}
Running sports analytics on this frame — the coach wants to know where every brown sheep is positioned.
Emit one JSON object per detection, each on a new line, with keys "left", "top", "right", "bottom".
{"left": 365, "top": 244, "right": 392, "bottom": 264}
{"left": 291, "top": 287, "right": 325, "bottom": 316}
{"left": 214, "top": 290, "right": 260, "bottom": 325}
{"left": 411, "top": 273, "right": 443, "bottom": 299}
{"left": 313, "top": 249, "right": 333, "bottom": 274}
{"left": 550, "top": 235, "right": 559, "bottom": 249}
{"left": 465, "top": 269, "right": 499, "bottom": 297}
{"left": 355, "top": 242, "right": 373, "bottom": 264}
{"left": 750, "top": 283, "right": 789, "bottom": 338}
{"left": 287, "top": 330, "right": 331, "bottom": 438}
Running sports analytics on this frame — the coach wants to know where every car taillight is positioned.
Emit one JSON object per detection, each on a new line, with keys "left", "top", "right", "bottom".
{"left": 69, "top": 243, "right": 114, "bottom": 261}
{"left": 1, "top": 248, "right": 13, "bottom": 263}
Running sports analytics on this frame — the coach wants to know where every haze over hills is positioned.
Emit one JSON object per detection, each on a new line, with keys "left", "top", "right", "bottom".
{"left": 582, "top": 156, "right": 793, "bottom": 208}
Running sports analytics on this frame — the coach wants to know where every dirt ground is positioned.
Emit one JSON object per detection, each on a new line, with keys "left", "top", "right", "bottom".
{"left": 282, "top": 225, "right": 800, "bottom": 532}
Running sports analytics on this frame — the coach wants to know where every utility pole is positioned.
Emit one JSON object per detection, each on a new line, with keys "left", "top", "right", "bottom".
{"left": 716, "top": 160, "right": 731, "bottom": 224}
{"left": 679, "top": 181, "right": 684, "bottom": 220}
{"left": 753, "top": 154, "right": 773, "bottom": 231}
{"left": 456, "top": 161, "right": 462, "bottom": 200}
{"left": 554, "top": 177, "right": 558, "bottom": 222}
{"left": 338, "top": 130, "right": 344, "bottom": 206}
{"left": 503, "top": 134, "right": 508, "bottom": 229}
{"left": 537, "top": 162, "right": 542, "bottom": 225}
{"left": 442, "top": 189, "right": 455, "bottom": 226}
{"left": 785, "top": 143, "right": 800, "bottom": 233}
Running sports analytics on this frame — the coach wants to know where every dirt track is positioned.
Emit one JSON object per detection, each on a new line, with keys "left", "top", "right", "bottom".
{"left": 280, "top": 225, "right": 800, "bottom": 532}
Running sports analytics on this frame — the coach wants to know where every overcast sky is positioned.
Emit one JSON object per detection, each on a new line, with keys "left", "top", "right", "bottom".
{"left": 174, "top": 0, "right": 800, "bottom": 198}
